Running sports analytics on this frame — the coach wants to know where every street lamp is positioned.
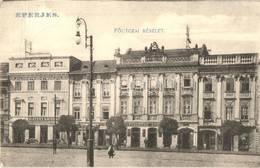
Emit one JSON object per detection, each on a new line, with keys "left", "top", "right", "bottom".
{"left": 75, "top": 17, "right": 94, "bottom": 167}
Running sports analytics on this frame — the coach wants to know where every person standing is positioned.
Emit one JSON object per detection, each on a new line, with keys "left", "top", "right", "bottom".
{"left": 107, "top": 145, "right": 116, "bottom": 158}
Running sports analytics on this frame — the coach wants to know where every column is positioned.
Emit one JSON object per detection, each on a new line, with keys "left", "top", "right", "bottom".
{"left": 192, "top": 74, "right": 198, "bottom": 116}
{"left": 94, "top": 130, "right": 99, "bottom": 146}
{"left": 215, "top": 132, "right": 218, "bottom": 150}
{"left": 175, "top": 74, "right": 181, "bottom": 117}
{"left": 235, "top": 77, "right": 240, "bottom": 119}
{"left": 216, "top": 77, "right": 222, "bottom": 119}
{"left": 96, "top": 76, "right": 101, "bottom": 122}
{"left": 9, "top": 123, "right": 13, "bottom": 143}
{"left": 82, "top": 80, "right": 87, "bottom": 121}
{"left": 35, "top": 125, "right": 41, "bottom": 142}
{"left": 25, "top": 129, "right": 29, "bottom": 140}
{"left": 193, "top": 131, "right": 197, "bottom": 148}
{"left": 78, "top": 130, "right": 83, "bottom": 146}
{"left": 115, "top": 75, "right": 121, "bottom": 115}
{"left": 143, "top": 75, "right": 148, "bottom": 120}
{"left": 250, "top": 77, "right": 255, "bottom": 121}
{"left": 110, "top": 78, "right": 115, "bottom": 117}
{"left": 69, "top": 80, "right": 74, "bottom": 115}
{"left": 128, "top": 75, "right": 133, "bottom": 120}
{"left": 48, "top": 126, "right": 53, "bottom": 141}
{"left": 158, "top": 74, "right": 164, "bottom": 120}
{"left": 198, "top": 78, "right": 204, "bottom": 122}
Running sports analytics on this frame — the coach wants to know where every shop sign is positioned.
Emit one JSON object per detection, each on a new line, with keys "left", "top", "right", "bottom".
{"left": 28, "top": 117, "right": 57, "bottom": 121}
{"left": 126, "top": 122, "right": 159, "bottom": 127}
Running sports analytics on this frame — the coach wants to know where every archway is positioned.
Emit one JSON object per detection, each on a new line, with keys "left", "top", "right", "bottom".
{"left": 198, "top": 130, "right": 216, "bottom": 150}
{"left": 148, "top": 128, "right": 157, "bottom": 148}
{"left": 178, "top": 128, "right": 194, "bottom": 149}
{"left": 131, "top": 127, "right": 140, "bottom": 147}
{"left": 12, "top": 119, "right": 28, "bottom": 143}
{"left": 223, "top": 130, "right": 232, "bottom": 151}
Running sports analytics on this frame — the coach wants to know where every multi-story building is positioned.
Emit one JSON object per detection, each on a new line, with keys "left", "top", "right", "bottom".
{"left": 1, "top": 62, "right": 10, "bottom": 142}
{"left": 5, "top": 42, "right": 260, "bottom": 152}
{"left": 8, "top": 53, "right": 81, "bottom": 143}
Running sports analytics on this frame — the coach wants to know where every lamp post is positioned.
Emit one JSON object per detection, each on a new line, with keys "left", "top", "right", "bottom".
{"left": 53, "top": 94, "right": 57, "bottom": 154}
{"left": 75, "top": 17, "right": 94, "bottom": 167}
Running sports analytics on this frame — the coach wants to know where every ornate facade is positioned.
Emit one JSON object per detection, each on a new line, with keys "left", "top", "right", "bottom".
{"left": 4, "top": 42, "right": 260, "bottom": 152}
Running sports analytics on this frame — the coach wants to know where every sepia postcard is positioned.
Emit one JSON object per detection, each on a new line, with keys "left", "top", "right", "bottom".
{"left": 0, "top": 0, "right": 260, "bottom": 167}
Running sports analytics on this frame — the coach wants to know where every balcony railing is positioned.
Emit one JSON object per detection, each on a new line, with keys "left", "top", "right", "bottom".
{"left": 133, "top": 88, "right": 143, "bottom": 97}
{"left": 182, "top": 87, "right": 193, "bottom": 95}
{"left": 181, "top": 114, "right": 192, "bottom": 120}
{"left": 148, "top": 88, "right": 159, "bottom": 96}
{"left": 120, "top": 88, "right": 129, "bottom": 96}
{"left": 148, "top": 114, "right": 157, "bottom": 120}
{"left": 164, "top": 87, "right": 175, "bottom": 96}
{"left": 203, "top": 92, "right": 214, "bottom": 99}
{"left": 200, "top": 54, "right": 256, "bottom": 65}
{"left": 224, "top": 92, "right": 236, "bottom": 99}
{"left": 240, "top": 92, "right": 251, "bottom": 99}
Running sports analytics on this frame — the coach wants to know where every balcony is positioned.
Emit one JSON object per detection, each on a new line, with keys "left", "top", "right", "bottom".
{"left": 164, "top": 87, "right": 175, "bottom": 96}
{"left": 200, "top": 54, "right": 256, "bottom": 65}
{"left": 148, "top": 88, "right": 159, "bottom": 96}
{"left": 224, "top": 92, "right": 236, "bottom": 99}
{"left": 181, "top": 114, "right": 192, "bottom": 120}
{"left": 148, "top": 115, "right": 157, "bottom": 120}
{"left": 133, "top": 114, "right": 142, "bottom": 120}
{"left": 120, "top": 88, "right": 129, "bottom": 97}
{"left": 182, "top": 87, "right": 193, "bottom": 96}
{"left": 133, "top": 88, "right": 143, "bottom": 97}
{"left": 203, "top": 92, "right": 214, "bottom": 99}
{"left": 240, "top": 92, "right": 251, "bottom": 99}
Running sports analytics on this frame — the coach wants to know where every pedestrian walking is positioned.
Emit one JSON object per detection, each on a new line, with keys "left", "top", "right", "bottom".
{"left": 107, "top": 145, "right": 116, "bottom": 158}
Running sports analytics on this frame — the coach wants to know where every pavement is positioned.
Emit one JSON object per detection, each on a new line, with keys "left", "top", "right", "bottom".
{"left": 1, "top": 143, "right": 260, "bottom": 156}
{"left": 1, "top": 147, "right": 260, "bottom": 167}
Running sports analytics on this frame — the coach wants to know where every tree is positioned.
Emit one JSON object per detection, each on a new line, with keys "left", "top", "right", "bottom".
{"left": 57, "top": 115, "right": 77, "bottom": 146}
{"left": 12, "top": 119, "right": 29, "bottom": 143}
{"left": 221, "top": 120, "right": 255, "bottom": 150}
{"left": 159, "top": 117, "right": 178, "bottom": 147}
{"left": 106, "top": 116, "right": 127, "bottom": 147}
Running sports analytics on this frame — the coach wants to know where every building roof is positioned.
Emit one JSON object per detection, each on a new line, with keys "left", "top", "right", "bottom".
{"left": 70, "top": 60, "right": 116, "bottom": 74}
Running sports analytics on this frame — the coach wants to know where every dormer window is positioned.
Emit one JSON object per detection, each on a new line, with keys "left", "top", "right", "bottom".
{"left": 83, "top": 65, "right": 88, "bottom": 69}
{"left": 104, "top": 64, "right": 109, "bottom": 68}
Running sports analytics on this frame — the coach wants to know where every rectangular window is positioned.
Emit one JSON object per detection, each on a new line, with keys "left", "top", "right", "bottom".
{"left": 0, "top": 98, "right": 4, "bottom": 110}
{"left": 241, "top": 106, "right": 248, "bottom": 120}
{"left": 28, "top": 62, "right": 36, "bottom": 68}
{"left": 41, "top": 62, "right": 49, "bottom": 67}
{"left": 240, "top": 78, "right": 250, "bottom": 93}
{"left": 149, "top": 97, "right": 157, "bottom": 114}
{"left": 54, "top": 81, "right": 61, "bottom": 90}
{"left": 165, "top": 75, "right": 173, "bottom": 88}
{"left": 15, "top": 102, "right": 21, "bottom": 116}
{"left": 204, "top": 105, "right": 212, "bottom": 120}
{"left": 183, "top": 97, "right": 191, "bottom": 115}
{"left": 15, "top": 81, "right": 21, "bottom": 91}
{"left": 120, "top": 100, "right": 127, "bottom": 114}
{"left": 54, "top": 62, "right": 63, "bottom": 67}
{"left": 28, "top": 81, "right": 34, "bottom": 91}
{"left": 226, "top": 106, "right": 233, "bottom": 120}
{"left": 102, "top": 82, "right": 110, "bottom": 97}
{"left": 164, "top": 97, "right": 173, "bottom": 114}
{"left": 184, "top": 79, "right": 191, "bottom": 87}
{"left": 41, "top": 102, "right": 47, "bottom": 116}
{"left": 133, "top": 98, "right": 142, "bottom": 114}
{"left": 74, "top": 83, "right": 81, "bottom": 97}
{"left": 55, "top": 102, "right": 60, "bottom": 116}
{"left": 73, "top": 107, "right": 80, "bottom": 120}
{"left": 41, "top": 81, "right": 48, "bottom": 90}
{"left": 28, "top": 102, "right": 34, "bottom": 116}
{"left": 226, "top": 78, "right": 234, "bottom": 92}
{"left": 15, "top": 63, "right": 23, "bottom": 68}
{"left": 204, "top": 78, "right": 212, "bottom": 92}
{"left": 102, "top": 107, "right": 109, "bottom": 119}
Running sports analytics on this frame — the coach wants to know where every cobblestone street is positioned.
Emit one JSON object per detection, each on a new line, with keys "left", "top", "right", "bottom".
{"left": 1, "top": 147, "right": 260, "bottom": 167}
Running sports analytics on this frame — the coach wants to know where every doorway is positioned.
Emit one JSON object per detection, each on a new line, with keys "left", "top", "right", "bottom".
{"left": 148, "top": 128, "right": 157, "bottom": 148}
{"left": 131, "top": 128, "right": 140, "bottom": 147}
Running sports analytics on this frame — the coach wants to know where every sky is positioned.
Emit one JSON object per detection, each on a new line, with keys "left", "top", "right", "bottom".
{"left": 0, "top": 1, "right": 260, "bottom": 62}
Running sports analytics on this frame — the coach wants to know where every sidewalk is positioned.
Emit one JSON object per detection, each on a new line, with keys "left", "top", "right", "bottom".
{"left": 1, "top": 143, "right": 260, "bottom": 156}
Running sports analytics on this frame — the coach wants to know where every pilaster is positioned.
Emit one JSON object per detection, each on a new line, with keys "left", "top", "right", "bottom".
{"left": 69, "top": 80, "right": 73, "bottom": 115}
{"left": 48, "top": 126, "right": 53, "bottom": 141}
{"left": 143, "top": 75, "right": 148, "bottom": 120}
{"left": 198, "top": 78, "right": 204, "bottom": 121}
{"left": 96, "top": 77, "right": 101, "bottom": 122}
{"left": 35, "top": 125, "right": 41, "bottom": 143}
{"left": 175, "top": 74, "right": 181, "bottom": 116}
{"left": 128, "top": 75, "right": 133, "bottom": 120}
{"left": 110, "top": 78, "right": 116, "bottom": 117}
{"left": 82, "top": 80, "right": 87, "bottom": 121}
{"left": 250, "top": 77, "right": 256, "bottom": 120}
{"left": 216, "top": 76, "right": 222, "bottom": 119}
{"left": 158, "top": 74, "right": 164, "bottom": 120}
{"left": 115, "top": 75, "right": 121, "bottom": 115}
{"left": 235, "top": 77, "right": 240, "bottom": 119}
